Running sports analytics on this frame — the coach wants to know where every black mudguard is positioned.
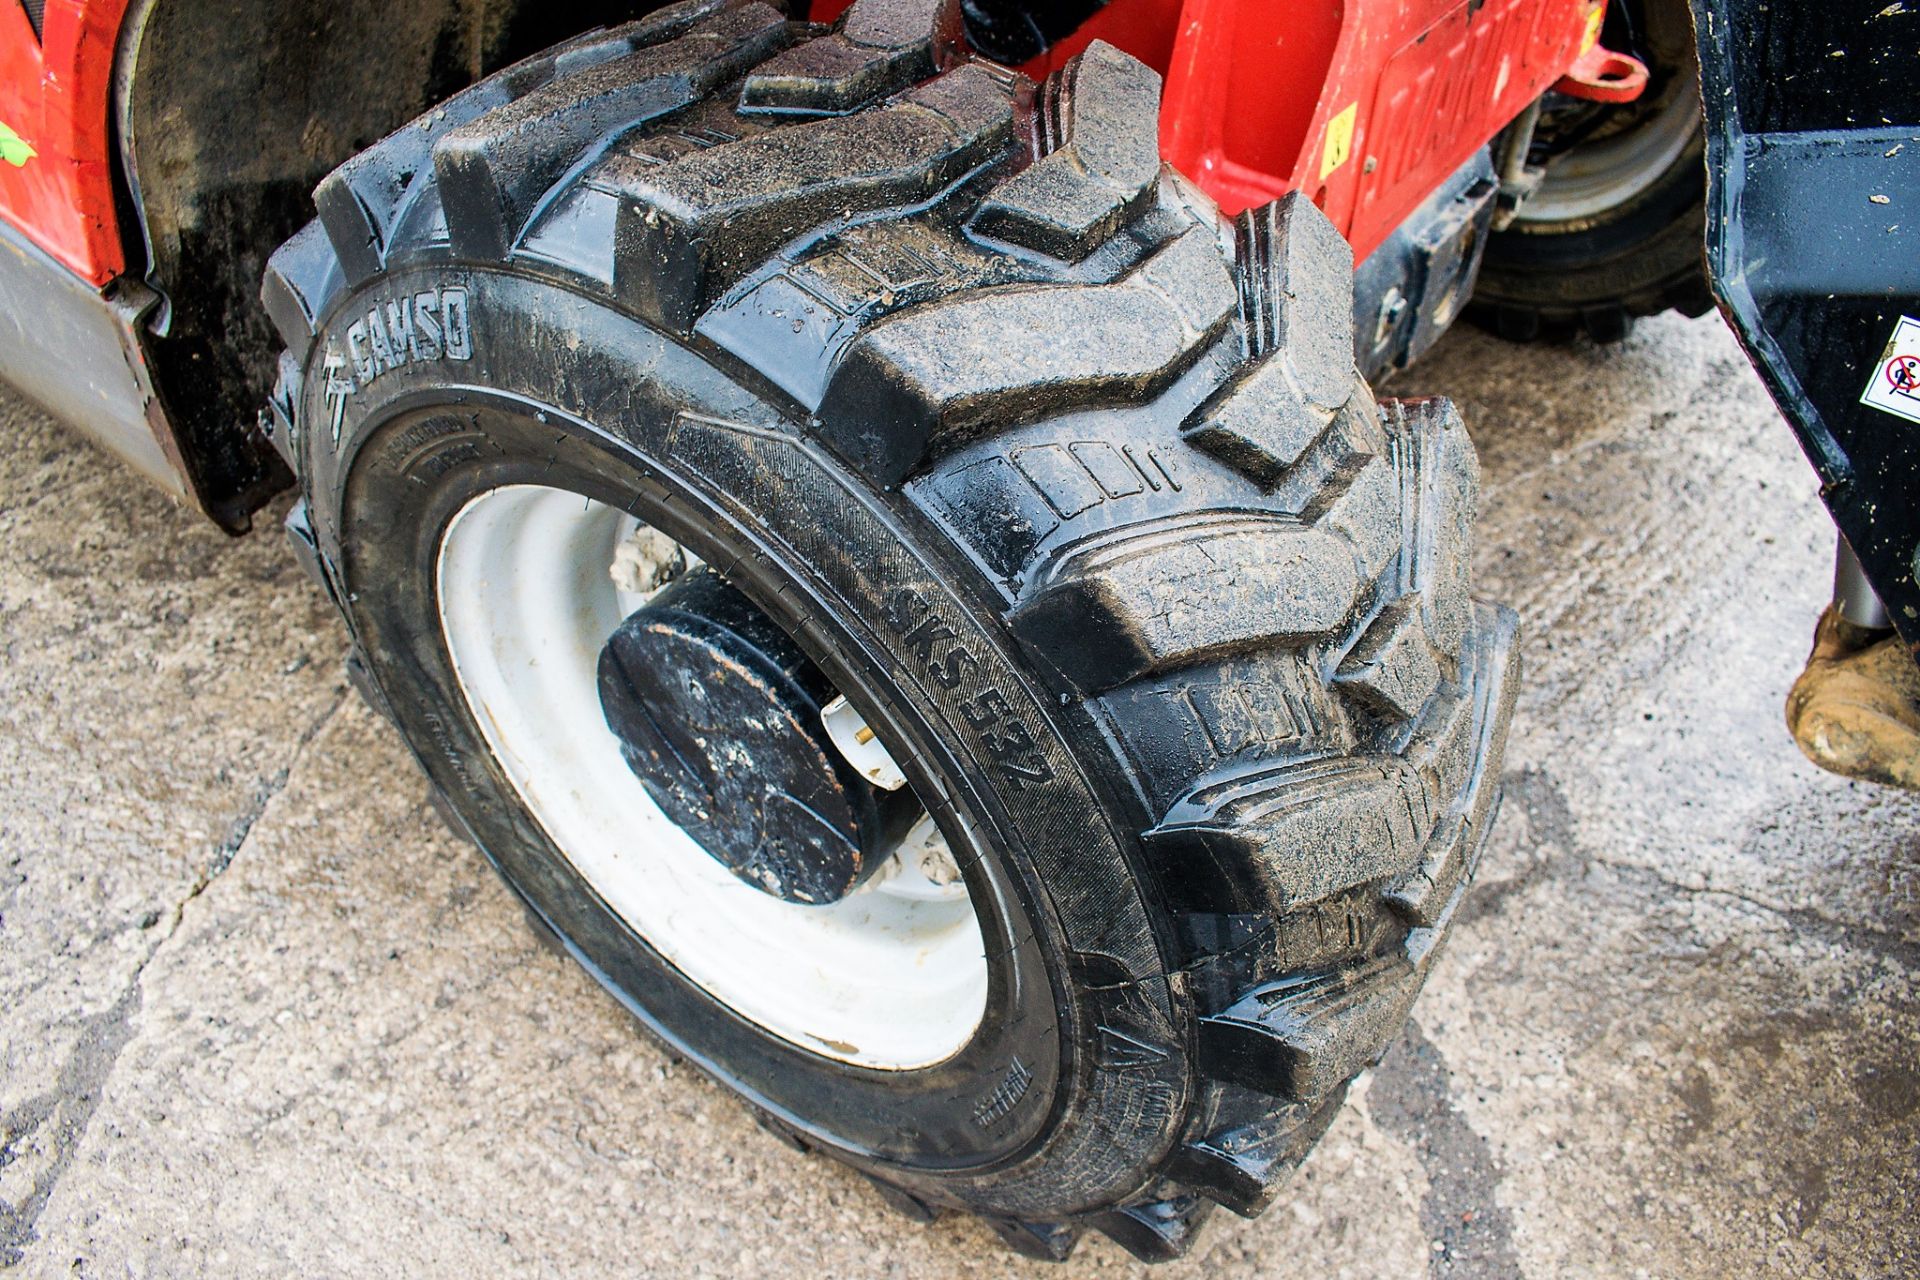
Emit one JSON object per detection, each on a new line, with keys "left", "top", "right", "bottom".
{"left": 1691, "top": 0, "right": 1920, "bottom": 654}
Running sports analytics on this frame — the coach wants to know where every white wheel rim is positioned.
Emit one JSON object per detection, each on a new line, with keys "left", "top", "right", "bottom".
{"left": 434, "top": 483, "right": 988, "bottom": 1069}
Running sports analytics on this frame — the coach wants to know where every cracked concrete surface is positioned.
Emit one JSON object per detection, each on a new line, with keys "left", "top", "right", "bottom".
{"left": 2, "top": 311, "right": 1916, "bottom": 1278}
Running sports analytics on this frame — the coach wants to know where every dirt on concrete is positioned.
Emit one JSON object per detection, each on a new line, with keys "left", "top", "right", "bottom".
{"left": 1, "top": 310, "right": 1916, "bottom": 1278}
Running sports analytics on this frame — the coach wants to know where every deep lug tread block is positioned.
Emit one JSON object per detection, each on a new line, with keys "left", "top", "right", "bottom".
{"left": 1388, "top": 602, "right": 1521, "bottom": 926}
{"left": 1146, "top": 755, "right": 1431, "bottom": 914}
{"left": 1149, "top": 603, "right": 1512, "bottom": 925}
{"left": 741, "top": 0, "right": 963, "bottom": 115}
{"left": 970, "top": 40, "right": 1160, "bottom": 260}
{"left": 608, "top": 62, "right": 1017, "bottom": 333}
{"left": 986, "top": 1217, "right": 1081, "bottom": 1262}
{"left": 1410, "top": 676, "right": 1481, "bottom": 814}
{"left": 261, "top": 221, "right": 344, "bottom": 348}
{"left": 306, "top": 11, "right": 760, "bottom": 285}
{"left": 315, "top": 145, "right": 424, "bottom": 286}
{"left": 1186, "top": 606, "right": 1516, "bottom": 1112}
{"left": 262, "top": 352, "right": 303, "bottom": 472}
{"left": 309, "top": 31, "right": 607, "bottom": 283}
{"left": 697, "top": 220, "right": 1023, "bottom": 409}
{"left": 1090, "top": 1192, "right": 1214, "bottom": 1263}
{"left": 282, "top": 496, "right": 329, "bottom": 599}
{"left": 1316, "top": 439, "right": 1402, "bottom": 589}
{"left": 1096, "top": 654, "right": 1357, "bottom": 819}
{"left": 1233, "top": 886, "right": 1396, "bottom": 991}
{"left": 1180, "top": 353, "right": 1338, "bottom": 490}
{"left": 596, "top": 93, "right": 787, "bottom": 172}
{"left": 437, "top": 4, "right": 792, "bottom": 262}
{"left": 1011, "top": 511, "right": 1360, "bottom": 695}
{"left": 1388, "top": 397, "right": 1479, "bottom": 659}
{"left": 1387, "top": 812, "right": 1471, "bottom": 929}
{"left": 1197, "top": 955, "right": 1422, "bottom": 1104}
{"left": 1399, "top": 604, "right": 1515, "bottom": 837}
{"left": 1185, "top": 194, "right": 1360, "bottom": 487}
{"left": 1170, "top": 1085, "right": 1347, "bottom": 1218}
{"left": 1235, "top": 192, "right": 1355, "bottom": 405}
{"left": 1581, "top": 306, "right": 1632, "bottom": 343}
{"left": 817, "top": 221, "right": 1235, "bottom": 484}
{"left": 1668, "top": 274, "right": 1716, "bottom": 319}
{"left": 1334, "top": 597, "right": 1443, "bottom": 722}
{"left": 1493, "top": 302, "right": 1541, "bottom": 342}
{"left": 836, "top": 0, "right": 961, "bottom": 60}
{"left": 625, "top": 0, "right": 764, "bottom": 45}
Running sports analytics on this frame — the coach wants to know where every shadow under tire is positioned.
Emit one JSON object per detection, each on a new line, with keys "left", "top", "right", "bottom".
{"left": 261, "top": 0, "right": 1520, "bottom": 1261}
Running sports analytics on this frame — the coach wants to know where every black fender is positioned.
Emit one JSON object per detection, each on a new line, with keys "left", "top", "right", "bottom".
{"left": 103, "top": 0, "right": 672, "bottom": 530}
{"left": 1692, "top": 0, "right": 1920, "bottom": 653}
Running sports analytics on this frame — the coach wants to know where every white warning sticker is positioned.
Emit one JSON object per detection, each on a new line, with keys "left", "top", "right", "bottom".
{"left": 1861, "top": 314, "right": 1920, "bottom": 425}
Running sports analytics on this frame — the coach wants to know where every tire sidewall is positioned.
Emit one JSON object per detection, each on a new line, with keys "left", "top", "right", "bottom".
{"left": 298, "top": 263, "right": 1194, "bottom": 1216}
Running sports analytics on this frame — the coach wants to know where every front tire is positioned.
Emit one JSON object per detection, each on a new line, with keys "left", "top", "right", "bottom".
{"left": 262, "top": 0, "right": 1519, "bottom": 1260}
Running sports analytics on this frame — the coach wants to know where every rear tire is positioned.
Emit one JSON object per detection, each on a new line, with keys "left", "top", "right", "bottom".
{"left": 262, "top": 0, "right": 1519, "bottom": 1260}
{"left": 1469, "top": 0, "right": 1712, "bottom": 342}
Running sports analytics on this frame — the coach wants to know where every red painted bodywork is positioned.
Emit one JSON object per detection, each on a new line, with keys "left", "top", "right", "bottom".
{"left": 3, "top": 0, "right": 1598, "bottom": 289}
{"left": 0, "top": 0, "right": 131, "bottom": 285}
{"left": 1553, "top": 40, "right": 1650, "bottom": 103}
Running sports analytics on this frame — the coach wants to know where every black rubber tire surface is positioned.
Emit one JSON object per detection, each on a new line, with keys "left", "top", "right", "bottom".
{"left": 1470, "top": 124, "right": 1712, "bottom": 343}
{"left": 1469, "top": 0, "right": 1713, "bottom": 343}
{"left": 261, "top": 0, "right": 1519, "bottom": 1261}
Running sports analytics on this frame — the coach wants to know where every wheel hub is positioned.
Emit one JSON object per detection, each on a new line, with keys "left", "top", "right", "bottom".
{"left": 596, "top": 566, "right": 916, "bottom": 904}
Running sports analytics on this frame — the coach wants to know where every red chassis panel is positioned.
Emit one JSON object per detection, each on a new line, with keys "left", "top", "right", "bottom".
{"left": 0, "top": 0, "right": 131, "bottom": 286}
{"left": 1162, "top": 0, "right": 1600, "bottom": 259}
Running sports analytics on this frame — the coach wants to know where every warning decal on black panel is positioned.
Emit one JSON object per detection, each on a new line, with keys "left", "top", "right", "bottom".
{"left": 1862, "top": 315, "right": 1920, "bottom": 426}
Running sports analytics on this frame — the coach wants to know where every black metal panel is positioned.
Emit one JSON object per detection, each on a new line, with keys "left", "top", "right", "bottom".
{"left": 1353, "top": 151, "right": 1497, "bottom": 383}
{"left": 20, "top": 0, "right": 43, "bottom": 41}
{"left": 960, "top": 0, "right": 1110, "bottom": 64}
{"left": 1693, "top": 0, "right": 1920, "bottom": 654}
{"left": 117, "top": 0, "right": 674, "bottom": 530}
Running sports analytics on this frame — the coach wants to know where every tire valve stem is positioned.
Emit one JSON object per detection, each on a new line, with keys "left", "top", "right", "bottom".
{"left": 823, "top": 695, "right": 908, "bottom": 791}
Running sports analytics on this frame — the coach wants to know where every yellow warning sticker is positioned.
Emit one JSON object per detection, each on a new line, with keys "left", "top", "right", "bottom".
{"left": 1320, "top": 102, "right": 1358, "bottom": 182}
{"left": 1580, "top": 4, "right": 1605, "bottom": 52}
{"left": 0, "top": 122, "right": 35, "bottom": 168}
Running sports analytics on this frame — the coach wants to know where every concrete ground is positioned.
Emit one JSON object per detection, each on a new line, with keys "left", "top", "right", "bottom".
{"left": 1, "top": 310, "right": 1915, "bottom": 1279}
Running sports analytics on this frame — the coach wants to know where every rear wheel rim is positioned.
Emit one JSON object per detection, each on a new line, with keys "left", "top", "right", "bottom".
{"left": 434, "top": 482, "right": 989, "bottom": 1069}
{"left": 1518, "top": 63, "right": 1700, "bottom": 225}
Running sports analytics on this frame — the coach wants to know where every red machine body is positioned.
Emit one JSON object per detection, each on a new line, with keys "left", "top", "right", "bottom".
{"left": 0, "top": 0, "right": 131, "bottom": 285}
{"left": 4, "top": 0, "right": 1603, "bottom": 290}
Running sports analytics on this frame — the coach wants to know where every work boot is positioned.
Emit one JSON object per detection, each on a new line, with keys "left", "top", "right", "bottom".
{"left": 1786, "top": 607, "right": 1920, "bottom": 790}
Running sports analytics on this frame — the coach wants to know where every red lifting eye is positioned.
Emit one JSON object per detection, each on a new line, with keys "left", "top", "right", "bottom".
{"left": 1554, "top": 44, "right": 1652, "bottom": 103}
